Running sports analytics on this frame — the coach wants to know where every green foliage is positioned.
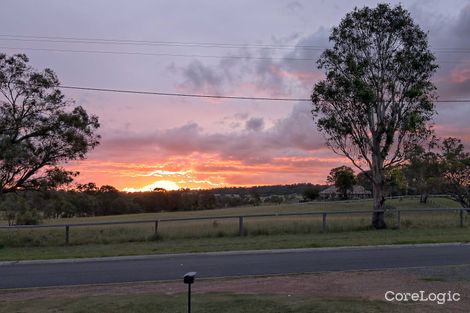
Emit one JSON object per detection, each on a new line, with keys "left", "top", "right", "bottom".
{"left": 0, "top": 192, "right": 43, "bottom": 225}
{"left": 402, "top": 137, "right": 470, "bottom": 207}
{"left": 15, "top": 207, "right": 42, "bottom": 225}
{"left": 385, "top": 166, "right": 408, "bottom": 197}
{"left": 105, "top": 197, "right": 137, "bottom": 215}
{"left": 302, "top": 186, "right": 320, "bottom": 201}
{"left": 208, "top": 183, "right": 321, "bottom": 197}
{"left": 249, "top": 190, "right": 261, "bottom": 206}
{"left": 403, "top": 142, "right": 442, "bottom": 202}
{"left": 263, "top": 195, "right": 284, "bottom": 204}
{"left": 440, "top": 138, "right": 470, "bottom": 208}
{"left": 0, "top": 53, "right": 100, "bottom": 193}
{"left": 311, "top": 4, "right": 437, "bottom": 228}
{"left": 0, "top": 193, "right": 19, "bottom": 225}
{"left": 356, "top": 171, "right": 372, "bottom": 191}
{"left": 327, "top": 166, "right": 356, "bottom": 199}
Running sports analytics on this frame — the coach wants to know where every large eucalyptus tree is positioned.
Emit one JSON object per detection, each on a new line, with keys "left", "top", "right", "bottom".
{"left": 311, "top": 4, "right": 437, "bottom": 228}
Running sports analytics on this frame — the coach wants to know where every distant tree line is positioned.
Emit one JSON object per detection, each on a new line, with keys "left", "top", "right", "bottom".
{"left": 326, "top": 137, "right": 470, "bottom": 207}
{"left": 0, "top": 183, "right": 325, "bottom": 225}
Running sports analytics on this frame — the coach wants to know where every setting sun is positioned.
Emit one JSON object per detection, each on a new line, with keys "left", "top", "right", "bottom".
{"left": 123, "top": 180, "right": 180, "bottom": 192}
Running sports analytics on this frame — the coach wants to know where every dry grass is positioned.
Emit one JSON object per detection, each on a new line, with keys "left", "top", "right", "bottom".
{"left": 0, "top": 197, "right": 464, "bottom": 248}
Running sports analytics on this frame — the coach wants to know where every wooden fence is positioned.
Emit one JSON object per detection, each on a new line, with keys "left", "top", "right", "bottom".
{"left": 0, "top": 207, "right": 466, "bottom": 245}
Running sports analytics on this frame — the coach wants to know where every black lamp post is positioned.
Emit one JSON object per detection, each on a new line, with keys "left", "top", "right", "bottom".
{"left": 183, "top": 272, "right": 197, "bottom": 313}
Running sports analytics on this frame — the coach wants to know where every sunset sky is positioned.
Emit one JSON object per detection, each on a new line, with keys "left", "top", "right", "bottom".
{"left": 1, "top": 0, "right": 469, "bottom": 191}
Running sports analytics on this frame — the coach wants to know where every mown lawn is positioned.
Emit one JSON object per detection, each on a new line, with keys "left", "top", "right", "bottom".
{"left": 0, "top": 293, "right": 433, "bottom": 313}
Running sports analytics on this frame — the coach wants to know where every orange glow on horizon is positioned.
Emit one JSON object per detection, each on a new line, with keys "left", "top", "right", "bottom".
{"left": 68, "top": 150, "right": 350, "bottom": 191}
{"left": 123, "top": 180, "right": 180, "bottom": 192}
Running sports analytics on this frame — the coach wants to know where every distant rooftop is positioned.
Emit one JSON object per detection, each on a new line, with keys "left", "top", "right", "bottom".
{"left": 319, "top": 185, "right": 371, "bottom": 195}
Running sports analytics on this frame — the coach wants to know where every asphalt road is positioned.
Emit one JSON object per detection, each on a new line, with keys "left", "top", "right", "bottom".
{"left": 1, "top": 244, "right": 470, "bottom": 289}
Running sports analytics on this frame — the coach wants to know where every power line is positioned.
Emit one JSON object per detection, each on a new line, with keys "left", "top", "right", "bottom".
{"left": 0, "top": 46, "right": 318, "bottom": 62}
{"left": 58, "top": 85, "right": 470, "bottom": 103}
{"left": 1, "top": 34, "right": 470, "bottom": 53}
{"left": 0, "top": 46, "right": 467, "bottom": 64}
{"left": 0, "top": 34, "right": 326, "bottom": 50}
{"left": 59, "top": 86, "right": 311, "bottom": 101}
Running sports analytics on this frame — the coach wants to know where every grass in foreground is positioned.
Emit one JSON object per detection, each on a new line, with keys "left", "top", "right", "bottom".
{"left": 0, "top": 293, "right": 429, "bottom": 313}
{"left": 1, "top": 227, "right": 469, "bottom": 261}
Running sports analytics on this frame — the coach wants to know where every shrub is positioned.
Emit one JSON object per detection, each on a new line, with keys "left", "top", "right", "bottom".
{"left": 16, "top": 208, "right": 42, "bottom": 225}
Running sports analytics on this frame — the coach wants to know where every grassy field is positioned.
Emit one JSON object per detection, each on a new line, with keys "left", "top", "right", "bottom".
{"left": 0, "top": 196, "right": 468, "bottom": 261}
{"left": 0, "top": 196, "right": 457, "bottom": 226}
{"left": 16, "top": 196, "right": 461, "bottom": 223}
{"left": 1, "top": 227, "right": 470, "bottom": 261}
{"left": 0, "top": 292, "right": 439, "bottom": 313}
{"left": 0, "top": 197, "right": 469, "bottom": 261}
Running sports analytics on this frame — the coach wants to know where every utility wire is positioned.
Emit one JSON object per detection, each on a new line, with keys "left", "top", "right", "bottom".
{"left": 0, "top": 37, "right": 325, "bottom": 51}
{"left": 58, "top": 85, "right": 470, "bottom": 103}
{"left": 59, "top": 86, "right": 311, "bottom": 101}
{"left": 0, "top": 46, "right": 467, "bottom": 64}
{"left": 1, "top": 34, "right": 470, "bottom": 53}
{"left": 0, "top": 46, "right": 318, "bottom": 62}
{"left": 0, "top": 34, "right": 331, "bottom": 50}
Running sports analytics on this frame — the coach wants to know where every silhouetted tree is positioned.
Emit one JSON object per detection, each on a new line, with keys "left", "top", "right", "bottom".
{"left": 302, "top": 186, "right": 320, "bottom": 201}
{"left": 0, "top": 54, "right": 100, "bottom": 193}
{"left": 76, "top": 182, "right": 99, "bottom": 194}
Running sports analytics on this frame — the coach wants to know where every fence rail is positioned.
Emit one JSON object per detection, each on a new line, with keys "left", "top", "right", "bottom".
{"left": 0, "top": 207, "right": 467, "bottom": 245}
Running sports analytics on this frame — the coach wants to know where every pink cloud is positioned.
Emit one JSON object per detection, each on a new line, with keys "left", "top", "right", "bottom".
{"left": 450, "top": 65, "right": 470, "bottom": 83}
{"left": 270, "top": 65, "right": 323, "bottom": 86}
{"left": 66, "top": 102, "right": 348, "bottom": 189}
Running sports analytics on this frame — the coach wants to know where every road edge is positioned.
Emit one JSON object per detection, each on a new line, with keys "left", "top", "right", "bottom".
{"left": 1, "top": 242, "right": 469, "bottom": 266}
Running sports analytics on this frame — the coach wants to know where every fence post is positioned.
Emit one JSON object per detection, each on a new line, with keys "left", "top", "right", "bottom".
{"left": 460, "top": 209, "right": 464, "bottom": 228}
{"left": 239, "top": 216, "right": 244, "bottom": 236}
{"left": 154, "top": 220, "right": 159, "bottom": 237}
{"left": 65, "top": 225, "right": 70, "bottom": 246}
{"left": 396, "top": 210, "right": 401, "bottom": 229}
{"left": 322, "top": 213, "right": 327, "bottom": 233}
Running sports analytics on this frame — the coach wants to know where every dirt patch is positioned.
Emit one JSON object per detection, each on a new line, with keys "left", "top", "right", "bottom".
{"left": 1, "top": 269, "right": 469, "bottom": 312}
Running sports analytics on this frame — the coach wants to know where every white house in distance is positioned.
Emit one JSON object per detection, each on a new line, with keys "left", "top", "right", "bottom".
{"left": 319, "top": 185, "right": 372, "bottom": 200}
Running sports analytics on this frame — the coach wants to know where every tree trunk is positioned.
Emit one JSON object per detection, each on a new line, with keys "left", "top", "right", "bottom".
{"left": 372, "top": 179, "right": 387, "bottom": 229}
{"left": 419, "top": 193, "right": 428, "bottom": 204}
{"left": 371, "top": 143, "right": 386, "bottom": 229}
